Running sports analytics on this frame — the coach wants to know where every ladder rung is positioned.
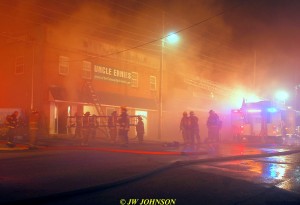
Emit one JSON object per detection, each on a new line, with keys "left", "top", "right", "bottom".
{"left": 85, "top": 80, "right": 110, "bottom": 138}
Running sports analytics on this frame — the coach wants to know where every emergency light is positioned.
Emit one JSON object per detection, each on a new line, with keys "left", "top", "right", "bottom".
{"left": 247, "top": 109, "right": 261, "bottom": 113}
{"left": 267, "top": 107, "right": 278, "bottom": 113}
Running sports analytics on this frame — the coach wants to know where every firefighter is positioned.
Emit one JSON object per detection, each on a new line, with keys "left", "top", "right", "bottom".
{"left": 189, "top": 111, "right": 200, "bottom": 146}
{"left": 260, "top": 111, "right": 268, "bottom": 143}
{"left": 5, "top": 111, "right": 19, "bottom": 147}
{"left": 28, "top": 110, "right": 39, "bottom": 149}
{"left": 74, "top": 112, "right": 82, "bottom": 139}
{"left": 89, "top": 114, "right": 98, "bottom": 139}
{"left": 81, "top": 111, "right": 90, "bottom": 146}
{"left": 180, "top": 111, "right": 190, "bottom": 145}
{"left": 18, "top": 110, "right": 28, "bottom": 141}
{"left": 136, "top": 116, "right": 144, "bottom": 144}
{"left": 118, "top": 106, "right": 130, "bottom": 146}
{"left": 206, "top": 110, "right": 221, "bottom": 143}
{"left": 108, "top": 111, "right": 118, "bottom": 143}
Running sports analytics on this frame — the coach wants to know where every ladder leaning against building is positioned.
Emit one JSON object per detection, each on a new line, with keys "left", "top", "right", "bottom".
{"left": 83, "top": 80, "right": 110, "bottom": 139}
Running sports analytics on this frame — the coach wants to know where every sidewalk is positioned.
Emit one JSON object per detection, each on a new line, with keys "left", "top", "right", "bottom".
{"left": 0, "top": 140, "right": 29, "bottom": 151}
{"left": 0, "top": 136, "right": 186, "bottom": 152}
{"left": 1, "top": 136, "right": 300, "bottom": 158}
{"left": 0, "top": 137, "right": 215, "bottom": 157}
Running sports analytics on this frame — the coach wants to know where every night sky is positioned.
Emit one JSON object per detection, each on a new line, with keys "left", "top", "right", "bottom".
{"left": 220, "top": 0, "right": 300, "bottom": 97}
{"left": 157, "top": 0, "right": 300, "bottom": 98}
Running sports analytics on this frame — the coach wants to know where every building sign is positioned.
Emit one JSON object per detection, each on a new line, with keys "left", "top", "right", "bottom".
{"left": 94, "top": 65, "right": 133, "bottom": 85}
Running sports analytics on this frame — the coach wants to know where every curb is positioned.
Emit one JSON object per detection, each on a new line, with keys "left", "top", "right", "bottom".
{"left": 0, "top": 142, "right": 29, "bottom": 152}
{"left": 0, "top": 147, "right": 29, "bottom": 151}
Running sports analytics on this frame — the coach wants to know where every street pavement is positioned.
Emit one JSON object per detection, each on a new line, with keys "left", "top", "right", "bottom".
{"left": 1, "top": 135, "right": 300, "bottom": 158}
{"left": 1, "top": 136, "right": 300, "bottom": 205}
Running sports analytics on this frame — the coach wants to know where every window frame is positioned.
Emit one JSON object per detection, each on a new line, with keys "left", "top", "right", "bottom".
{"left": 15, "top": 55, "right": 24, "bottom": 75}
{"left": 131, "top": 72, "right": 138, "bottom": 88}
{"left": 82, "top": 60, "right": 92, "bottom": 79}
{"left": 150, "top": 75, "right": 157, "bottom": 91}
{"left": 59, "top": 56, "right": 69, "bottom": 76}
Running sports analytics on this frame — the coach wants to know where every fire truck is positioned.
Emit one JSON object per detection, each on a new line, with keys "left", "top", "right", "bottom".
{"left": 231, "top": 100, "right": 300, "bottom": 143}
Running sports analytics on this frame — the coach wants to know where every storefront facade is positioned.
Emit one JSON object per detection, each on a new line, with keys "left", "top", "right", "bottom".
{"left": 1, "top": 24, "right": 233, "bottom": 142}
{"left": 43, "top": 26, "right": 162, "bottom": 140}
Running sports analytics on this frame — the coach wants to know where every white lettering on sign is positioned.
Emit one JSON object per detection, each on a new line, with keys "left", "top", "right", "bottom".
{"left": 94, "top": 65, "right": 133, "bottom": 84}
{"left": 113, "top": 69, "right": 132, "bottom": 79}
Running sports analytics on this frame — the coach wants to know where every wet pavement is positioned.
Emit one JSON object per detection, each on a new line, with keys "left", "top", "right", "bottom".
{"left": 1, "top": 137, "right": 300, "bottom": 205}
{"left": 189, "top": 152, "right": 300, "bottom": 196}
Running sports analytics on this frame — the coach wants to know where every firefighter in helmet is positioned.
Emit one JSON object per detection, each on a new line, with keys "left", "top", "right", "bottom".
{"left": 136, "top": 116, "right": 145, "bottom": 144}
{"left": 180, "top": 111, "right": 190, "bottom": 145}
{"left": 108, "top": 111, "right": 118, "bottom": 143}
{"left": 206, "top": 110, "right": 221, "bottom": 142}
{"left": 28, "top": 110, "right": 40, "bottom": 149}
{"left": 6, "top": 111, "right": 19, "bottom": 147}
{"left": 118, "top": 106, "right": 130, "bottom": 146}
{"left": 81, "top": 111, "right": 91, "bottom": 146}
{"left": 189, "top": 111, "right": 200, "bottom": 146}
{"left": 74, "top": 112, "right": 82, "bottom": 139}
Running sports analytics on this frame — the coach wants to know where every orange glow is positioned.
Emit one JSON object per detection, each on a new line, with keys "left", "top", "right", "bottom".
{"left": 246, "top": 160, "right": 263, "bottom": 174}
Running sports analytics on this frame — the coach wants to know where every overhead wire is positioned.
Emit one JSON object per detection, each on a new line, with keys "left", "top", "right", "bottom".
{"left": 92, "top": 0, "right": 252, "bottom": 75}
{"left": 0, "top": 1, "right": 162, "bottom": 58}
{"left": 0, "top": 0, "right": 241, "bottom": 58}
{"left": 0, "top": 0, "right": 248, "bottom": 74}
{"left": 0, "top": 0, "right": 162, "bottom": 46}
{"left": 63, "top": 0, "right": 248, "bottom": 63}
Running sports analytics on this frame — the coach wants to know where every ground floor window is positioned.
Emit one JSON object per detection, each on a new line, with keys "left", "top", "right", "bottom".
{"left": 135, "top": 110, "right": 147, "bottom": 136}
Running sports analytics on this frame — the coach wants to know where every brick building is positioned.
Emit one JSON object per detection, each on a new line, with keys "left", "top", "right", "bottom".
{"left": 0, "top": 2, "right": 244, "bottom": 142}
{"left": 0, "top": 24, "right": 169, "bottom": 140}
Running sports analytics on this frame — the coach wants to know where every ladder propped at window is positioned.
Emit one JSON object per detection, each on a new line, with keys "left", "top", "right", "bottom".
{"left": 84, "top": 80, "right": 110, "bottom": 139}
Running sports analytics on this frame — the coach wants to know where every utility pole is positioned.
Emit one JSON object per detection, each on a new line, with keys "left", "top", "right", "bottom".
{"left": 253, "top": 50, "right": 256, "bottom": 91}
{"left": 31, "top": 43, "right": 35, "bottom": 110}
{"left": 158, "top": 12, "right": 165, "bottom": 140}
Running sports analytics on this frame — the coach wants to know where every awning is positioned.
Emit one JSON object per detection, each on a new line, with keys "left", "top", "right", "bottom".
{"left": 96, "top": 91, "right": 157, "bottom": 110}
{"left": 49, "top": 86, "right": 85, "bottom": 104}
{"left": 49, "top": 86, "right": 157, "bottom": 110}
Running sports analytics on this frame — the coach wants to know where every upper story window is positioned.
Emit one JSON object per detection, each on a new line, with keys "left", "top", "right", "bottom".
{"left": 150, "top": 75, "right": 157, "bottom": 91}
{"left": 131, "top": 72, "right": 138, "bottom": 88}
{"left": 15, "top": 56, "right": 24, "bottom": 75}
{"left": 82, "top": 61, "right": 92, "bottom": 79}
{"left": 59, "top": 56, "right": 69, "bottom": 75}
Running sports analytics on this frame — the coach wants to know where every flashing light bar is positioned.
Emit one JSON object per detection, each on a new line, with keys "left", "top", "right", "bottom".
{"left": 246, "top": 107, "right": 278, "bottom": 113}
{"left": 267, "top": 107, "right": 278, "bottom": 113}
{"left": 247, "top": 109, "right": 261, "bottom": 113}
